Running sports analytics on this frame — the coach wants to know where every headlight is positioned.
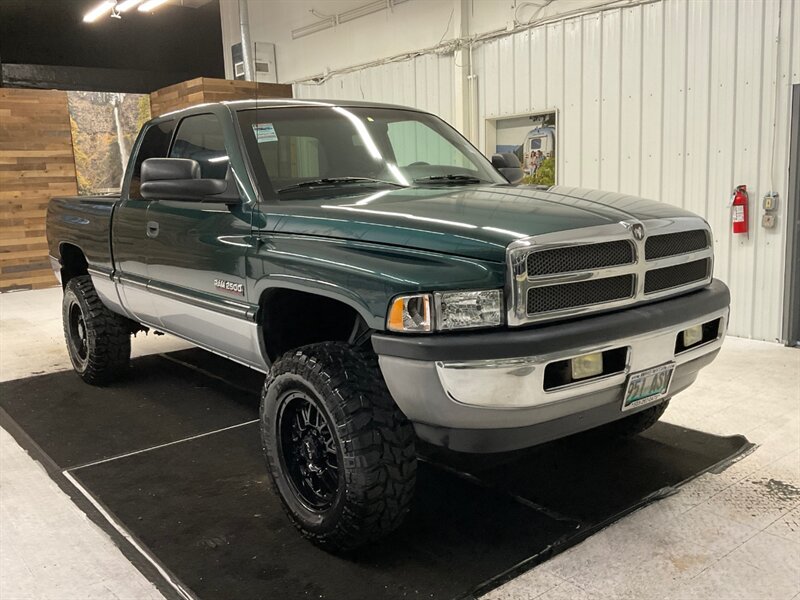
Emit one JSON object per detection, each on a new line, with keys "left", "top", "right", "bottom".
{"left": 387, "top": 294, "right": 432, "bottom": 333}
{"left": 436, "top": 289, "right": 503, "bottom": 331}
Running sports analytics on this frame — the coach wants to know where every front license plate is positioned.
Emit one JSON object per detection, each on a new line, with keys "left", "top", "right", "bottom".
{"left": 622, "top": 363, "right": 675, "bottom": 411}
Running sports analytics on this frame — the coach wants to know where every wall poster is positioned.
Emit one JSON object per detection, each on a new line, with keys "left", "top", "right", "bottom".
{"left": 493, "top": 111, "right": 556, "bottom": 186}
{"left": 67, "top": 91, "right": 151, "bottom": 195}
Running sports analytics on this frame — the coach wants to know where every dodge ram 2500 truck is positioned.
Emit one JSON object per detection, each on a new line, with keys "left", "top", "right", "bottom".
{"left": 47, "top": 100, "right": 730, "bottom": 551}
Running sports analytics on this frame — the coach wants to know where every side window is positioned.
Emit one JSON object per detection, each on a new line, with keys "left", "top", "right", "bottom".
{"left": 170, "top": 114, "right": 229, "bottom": 179}
{"left": 129, "top": 119, "right": 175, "bottom": 199}
{"left": 387, "top": 120, "right": 471, "bottom": 169}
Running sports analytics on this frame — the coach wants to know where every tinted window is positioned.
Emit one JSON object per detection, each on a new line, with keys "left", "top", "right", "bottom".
{"left": 129, "top": 119, "right": 175, "bottom": 199}
{"left": 237, "top": 107, "right": 504, "bottom": 198}
{"left": 169, "top": 114, "right": 229, "bottom": 179}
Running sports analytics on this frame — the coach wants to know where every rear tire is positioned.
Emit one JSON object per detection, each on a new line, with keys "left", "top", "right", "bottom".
{"left": 62, "top": 275, "right": 131, "bottom": 385}
{"left": 597, "top": 399, "right": 670, "bottom": 438}
{"left": 260, "top": 342, "right": 416, "bottom": 552}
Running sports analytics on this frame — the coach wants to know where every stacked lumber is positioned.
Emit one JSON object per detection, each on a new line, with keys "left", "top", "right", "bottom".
{"left": 149, "top": 77, "right": 292, "bottom": 117}
{"left": 0, "top": 89, "right": 75, "bottom": 291}
{"left": 149, "top": 77, "right": 206, "bottom": 118}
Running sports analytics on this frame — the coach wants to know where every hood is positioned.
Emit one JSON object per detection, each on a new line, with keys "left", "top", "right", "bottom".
{"left": 264, "top": 185, "right": 699, "bottom": 263}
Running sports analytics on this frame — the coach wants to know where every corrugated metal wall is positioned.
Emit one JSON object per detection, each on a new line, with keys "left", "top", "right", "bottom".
{"left": 295, "top": 0, "right": 800, "bottom": 341}
{"left": 295, "top": 52, "right": 455, "bottom": 124}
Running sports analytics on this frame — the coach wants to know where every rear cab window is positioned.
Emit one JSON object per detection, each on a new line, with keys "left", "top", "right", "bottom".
{"left": 128, "top": 119, "right": 175, "bottom": 199}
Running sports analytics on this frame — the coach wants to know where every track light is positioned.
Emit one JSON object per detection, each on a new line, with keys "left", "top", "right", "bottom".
{"left": 138, "top": 0, "right": 170, "bottom": 12}
{"left": 116, "top": 0, "right": 144, "bottom": 11}
{"left": 82, "top": 0, "right": 115, "bottom": 23}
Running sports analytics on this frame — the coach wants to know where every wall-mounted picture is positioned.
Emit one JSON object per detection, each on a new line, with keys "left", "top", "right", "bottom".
{"left": 494, "top": 111, "right": 556, "bottom": 186}
{"left": 67, "top": 91, "right": 151, "bottom": 195}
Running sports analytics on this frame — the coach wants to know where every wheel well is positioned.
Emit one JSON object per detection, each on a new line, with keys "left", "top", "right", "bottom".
{"left": 259, "top": 289, "right": 370, "bottom": 362}
{"left": 59, "top": 243, "right": 88, "bottom": 287}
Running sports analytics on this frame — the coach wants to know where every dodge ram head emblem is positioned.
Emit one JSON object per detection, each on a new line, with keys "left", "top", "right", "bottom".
{"left": 622, "top": 221, "right": 645, "bottom": 241}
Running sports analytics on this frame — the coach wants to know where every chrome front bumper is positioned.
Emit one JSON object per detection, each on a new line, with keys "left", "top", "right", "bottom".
{"left": 435, "top": 307, "right": 726, "bottom": 409}
{"left": 374, "top": 281, "right": 730, "bottom": 443}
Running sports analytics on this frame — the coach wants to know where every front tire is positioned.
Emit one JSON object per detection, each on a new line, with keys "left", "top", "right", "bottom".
{"left": 62, "top": 275, "right": 131, "bottom": 385}
{"left": 260, "top": 342, "right": 416, "bottom": 552}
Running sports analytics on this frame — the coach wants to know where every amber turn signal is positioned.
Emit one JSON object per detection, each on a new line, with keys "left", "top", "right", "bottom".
{"left": 387, "top": 294, "right": 432, "bottom": 333}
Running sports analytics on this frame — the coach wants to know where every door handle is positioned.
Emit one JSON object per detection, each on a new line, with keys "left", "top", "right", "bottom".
{"left": 146, "top": 221, "right": 159, "bottom": 238}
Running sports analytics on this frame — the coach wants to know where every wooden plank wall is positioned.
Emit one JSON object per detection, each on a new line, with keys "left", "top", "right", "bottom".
{"left": 0, "top": 89, "right": 76, "bottom": 291}
{"left": 150, "top": 77, "right": 293, "bottom": 117}
{"left": 149, "top": 77, "right": 206, "bottom": 118}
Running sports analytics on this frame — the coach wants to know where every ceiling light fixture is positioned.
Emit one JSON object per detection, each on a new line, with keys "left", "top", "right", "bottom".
{"left": 116, "top": 0, "right": 144, "bottom": 11}
{"left": 138, "top": 0, "right": 170, "bottom": 12}
{"left": 82, "top": 0, "right": 115, "bottom": 22}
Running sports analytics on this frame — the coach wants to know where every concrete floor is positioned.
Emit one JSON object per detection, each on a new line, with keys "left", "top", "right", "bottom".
{"left": 1, "top": 287, "right": 798, "bottom": 600}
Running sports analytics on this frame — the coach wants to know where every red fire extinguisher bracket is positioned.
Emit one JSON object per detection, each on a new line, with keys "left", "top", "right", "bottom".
{"left": 731, "top": 184, "right": 749, "bottom": 236}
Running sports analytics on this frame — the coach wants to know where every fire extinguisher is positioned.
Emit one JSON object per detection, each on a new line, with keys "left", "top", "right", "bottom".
{"left": 730, "top": 184, "right": 749, "bottom": 237}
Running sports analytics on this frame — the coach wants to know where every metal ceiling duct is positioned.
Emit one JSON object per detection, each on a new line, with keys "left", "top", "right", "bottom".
{"left": 238, "top": 0, "right": 254, "bottom": 81}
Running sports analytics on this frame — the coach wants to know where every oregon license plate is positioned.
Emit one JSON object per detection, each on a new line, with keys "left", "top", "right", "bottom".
{"left": 622, "top": 363, "right": 675, "bottom": 411}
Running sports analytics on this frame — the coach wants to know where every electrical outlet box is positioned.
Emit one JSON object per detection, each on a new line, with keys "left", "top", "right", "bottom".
{"left": 231, "top": 41, "right": 278, "bottom": 83}
{"left": 762, "top": 213, "right": 776, "bottom": 229}
{"left": 763, "top": 192, "right": 779, "bottom": 211}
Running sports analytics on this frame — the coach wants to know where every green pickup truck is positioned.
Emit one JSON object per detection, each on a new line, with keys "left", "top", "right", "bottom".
{"left": 46, "top": 99, "right": 729, "bottom": 551}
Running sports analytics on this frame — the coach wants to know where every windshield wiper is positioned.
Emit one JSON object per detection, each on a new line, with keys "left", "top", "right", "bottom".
{"left": 413, "top": 174, "right": 485, "bottom": 184}
{"left": 277, "top": 177, "right": 406, "bottom": 193}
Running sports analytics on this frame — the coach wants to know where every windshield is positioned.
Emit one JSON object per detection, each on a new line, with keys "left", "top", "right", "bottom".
{"left": 236, "top": 106, "right": 506, "bottom": 199}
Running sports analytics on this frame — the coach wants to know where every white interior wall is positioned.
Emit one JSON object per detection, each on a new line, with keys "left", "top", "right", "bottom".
{"left": 220, "top": 0, "right": 458, "bottom": 82}
{"left": 221, "top": 0, "right": 800, "bottom": 342}
{"left": 220, "top": 0, "right": 644, "bottom": 83}
{"left": 295, "top": 52, "right": 456, "bottom": 122}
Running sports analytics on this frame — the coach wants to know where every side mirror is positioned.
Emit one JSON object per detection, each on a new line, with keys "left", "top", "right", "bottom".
{"left": 492, "top": 153, "right": 524, "bottom": 185}
{"left": 140, "top": 158, "right": 239, "bottom": 203}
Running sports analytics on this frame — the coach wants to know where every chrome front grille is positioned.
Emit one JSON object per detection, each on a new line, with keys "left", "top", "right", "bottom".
{"left": 507, "top": 218, "right": 715, "bottom": 326}
{"left": 527, "top": 275, "right": 635, "bottom": 314}
{"left": 645, "top": 229, "right": 710, "bottom": 260}
{"left": 644, "top": 259, "right": 711, "bottom": 294}
{"left": 526, "top": 240, "right": 635, "bottom": 276}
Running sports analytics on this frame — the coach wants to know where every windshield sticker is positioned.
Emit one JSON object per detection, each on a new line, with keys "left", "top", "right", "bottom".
{"left": 252, "top": 123, "right": 278, "bottom": 143}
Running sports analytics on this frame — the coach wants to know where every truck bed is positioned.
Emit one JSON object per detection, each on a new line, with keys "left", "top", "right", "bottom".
{"left": 46, "top": 195, "right": 119, "bottom": 276}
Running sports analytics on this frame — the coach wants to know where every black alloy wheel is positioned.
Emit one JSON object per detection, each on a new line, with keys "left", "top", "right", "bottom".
{"left": 277, "top": 390, "right": 342, "bottom": 511}
{"left": 61, "top": 275, "right": 132, "bottom": 385}
{"left": 67, "top": 301, "right": 89, "bottom": 366}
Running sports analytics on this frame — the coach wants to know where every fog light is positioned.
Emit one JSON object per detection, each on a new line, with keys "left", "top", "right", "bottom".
{"left": 571, "top": 352, "right": 604, "bottom": 380}
{"left": 682, "top": 324, "right": 703, "bottom": 348}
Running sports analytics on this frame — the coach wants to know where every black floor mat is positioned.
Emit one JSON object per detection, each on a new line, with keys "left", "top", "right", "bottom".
{"left": 0, "top": 349, "right": 751, "bottom": 600}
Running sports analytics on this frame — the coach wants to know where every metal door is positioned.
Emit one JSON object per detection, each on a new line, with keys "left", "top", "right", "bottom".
{"left": 113, "top": 118, "right": 176, "bottom": 325}
{"left": 144, "top": 112, "right": 264, "bottom": 369}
